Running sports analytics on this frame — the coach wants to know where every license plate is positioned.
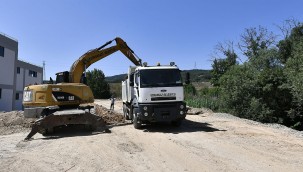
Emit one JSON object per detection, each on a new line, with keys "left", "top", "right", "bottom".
{"left": 23, "top": 90, "right": 33, "bottom": 102}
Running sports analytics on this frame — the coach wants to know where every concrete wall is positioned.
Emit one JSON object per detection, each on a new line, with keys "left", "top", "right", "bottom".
{"left": 0, "top": 33, "right": 42, "bottom": 111}
{"left": 0, "top": 48, "right": 15, "bottom": 85}
{"left": 16, "top": 67, "right": 24, "bottom": 91}
{"left": 14, "top": 93, "right": 23, "bottom": 110}
{"left": 0, "top": 34, "right": 17, "bottom": 112}
{"left": 0, "top": 89, "right": 13, "bottom": 112}
{"left": 15, "top": 67, "right": 24, "bottom": 111}
{"left": 18, "top": 61, "right": 43, "bottom": 87}
{"left": 15, "top": 61, "right": 43, "bottom": 111}
{"left": 24, "top": 69, "right": 43, "bottom": 86}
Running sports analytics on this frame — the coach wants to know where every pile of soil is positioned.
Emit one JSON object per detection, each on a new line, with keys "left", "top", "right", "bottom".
{"left": 94, "top": 104, "right": 125, "bottom": 124}
{"left": 187, "top": 107, "right": 213, "bottom": 115}
{"left": 0, "top": 105, "right": 125, "bottom": 135}
{"left": 0, "top": 111, "right": 35, "bottom": 135}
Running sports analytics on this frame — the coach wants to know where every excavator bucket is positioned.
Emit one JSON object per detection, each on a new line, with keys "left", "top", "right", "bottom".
{"left": 25, "top": 109, "right": 107, "bottom": 140}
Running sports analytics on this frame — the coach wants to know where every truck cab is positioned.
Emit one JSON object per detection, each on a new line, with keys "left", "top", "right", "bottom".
{"left": 122, "top": 62, "right": 186, "bottom": 128}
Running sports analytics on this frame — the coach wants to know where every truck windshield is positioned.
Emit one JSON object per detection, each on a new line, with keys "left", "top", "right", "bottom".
{"left": 140, "top": 69, "right": 183, "bottom": 88}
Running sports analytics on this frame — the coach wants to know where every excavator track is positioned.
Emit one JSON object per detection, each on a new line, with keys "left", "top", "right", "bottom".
{"left": 25, "top": 106, "right": 107, "bottom": 140}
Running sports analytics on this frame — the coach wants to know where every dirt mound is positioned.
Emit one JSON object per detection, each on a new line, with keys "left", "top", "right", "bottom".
{"left": 0, "top": 111, "right": 35, "bottom": 135}
{"left": 0, "top": 105, "right": 125, "bottom": 136}
{"left": 94, "top": 104, "right": 125, "bottom": 124}
{"left": 187, "top": 107, "right": 213, "bottom": 115}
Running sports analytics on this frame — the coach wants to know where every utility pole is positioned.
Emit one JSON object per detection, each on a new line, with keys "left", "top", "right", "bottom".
{"left": 43, "top": 61, "right": 46, "bottom": 81}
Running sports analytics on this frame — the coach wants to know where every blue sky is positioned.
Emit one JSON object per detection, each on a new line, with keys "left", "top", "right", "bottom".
{"left": 1, "top": 0, "right": 303, "bottom": 79}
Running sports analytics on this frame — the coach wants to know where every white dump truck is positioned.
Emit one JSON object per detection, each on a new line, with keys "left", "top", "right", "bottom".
{"left": 122, "top": 62, "right": 187, "bottom": 128}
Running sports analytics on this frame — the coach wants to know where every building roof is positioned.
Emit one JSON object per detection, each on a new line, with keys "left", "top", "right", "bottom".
{"left": 0, "top": 32, "right": 18, "bottom": 42}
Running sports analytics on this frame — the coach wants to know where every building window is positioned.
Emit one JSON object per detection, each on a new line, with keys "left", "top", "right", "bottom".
{"left": 0, "top": 46, "right": 4, "bottom": 57}
{"left": 17, "top": 67, "right": 20, "bottom": 74}
{"left": 16, "top": 93, "right": 19, "bottom": 100}
{"left": 29, "top": 70, "right": 37, "bottom": 77}
{"left": 0, "top": 88, "right": 2, "bottom": 99}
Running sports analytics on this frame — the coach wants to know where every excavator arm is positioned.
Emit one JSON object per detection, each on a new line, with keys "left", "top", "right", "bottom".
{"left": 69, "top": 37, "right": 142, "bottom": 83}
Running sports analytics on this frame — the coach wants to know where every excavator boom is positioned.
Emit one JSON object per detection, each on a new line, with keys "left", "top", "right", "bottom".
{"left": 69, "top": 37, "right": 141, "bottom": 83}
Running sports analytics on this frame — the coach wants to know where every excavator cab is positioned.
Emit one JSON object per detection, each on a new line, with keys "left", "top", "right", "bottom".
{"left": 56, "top": 71, "right": 70, "bottom": 83}
{"left": 55, "top": 71, "right": 87, "bottom": 84}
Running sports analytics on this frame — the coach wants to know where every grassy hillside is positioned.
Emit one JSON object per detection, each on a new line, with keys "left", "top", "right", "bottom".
{"left": 105, "top": 69, "right": 211, "bottom": 83}
{"left": 105, "top": 74, "right": 127, "bottom": 83}
{"left": 181, "top": 69, "right": 211, "bottom": 82}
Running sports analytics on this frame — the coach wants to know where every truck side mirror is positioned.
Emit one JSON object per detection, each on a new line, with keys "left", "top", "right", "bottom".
{"left": 185, "top": 72, "right": 190, "bottom": 85}
{"left": 130, "top": 81, "right": 134, "bottom": 86}
{"left": 134, "top": 75, "right": 139, "bottom": 86}
{"left": 129, "top": 73, "right": 134, "bottom": 86}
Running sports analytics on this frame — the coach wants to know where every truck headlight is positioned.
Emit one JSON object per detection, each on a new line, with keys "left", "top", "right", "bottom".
{"left": 143, "top": 106, "right": 148, "bottom": 111}
{"left": 180, "top": 104, "right": 184, "bottom": 109}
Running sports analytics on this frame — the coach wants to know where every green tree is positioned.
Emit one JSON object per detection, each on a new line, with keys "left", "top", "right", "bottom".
{"left": 86, "top": 69, "right": 111, "bottom": 99}
{"left": 277, "top": 20, "right": 301, "bottom": 63}
{"left": 219, "top": 48, "right": 292, "bottom": 124}
{"left": 184, "top": 83, "right": 197, "bottom": 98}
{"left": 281, "top": 24, "right": 303, "bottom": 129}
{"left": 196, "top": 22, "right": 303, "bottom": 130}
{"left": 238, "top": 26, "right": 276, "bottom": 59}
{"left": 219, "top": 64, "right": 259, "bottom": 119}
{"left": 211, "top": 42, "right": 238, "bottom": 86}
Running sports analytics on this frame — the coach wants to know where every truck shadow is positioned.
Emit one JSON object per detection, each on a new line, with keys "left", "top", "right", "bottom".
{"left": 139, "top": 118, "right": 226, "bottom": 134}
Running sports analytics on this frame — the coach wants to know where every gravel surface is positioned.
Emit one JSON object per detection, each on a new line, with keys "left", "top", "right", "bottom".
{"left": 212, "top": 113, "right": 303, "bottom": 138}
{"left": 0, "top": 100, "right": 302, "bottom": 172}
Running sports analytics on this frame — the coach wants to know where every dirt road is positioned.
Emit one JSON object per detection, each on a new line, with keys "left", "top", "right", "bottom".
{"left": 1, "top": 99, "right": 303, "bottom": 172}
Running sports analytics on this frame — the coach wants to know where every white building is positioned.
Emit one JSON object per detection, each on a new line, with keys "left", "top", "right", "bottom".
{"left": 0, "top": 33, "right": 43, "bottom": 112}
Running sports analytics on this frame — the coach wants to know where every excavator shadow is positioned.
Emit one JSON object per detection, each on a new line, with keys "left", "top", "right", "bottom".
{"left": 139, "top": 118, "right": 226, "bottom": 134}
{"left": 40, "top": 125, "right": 111, "bottom": 140}
{"left": 30, "top": 122, "right": 131, "bottom": 140}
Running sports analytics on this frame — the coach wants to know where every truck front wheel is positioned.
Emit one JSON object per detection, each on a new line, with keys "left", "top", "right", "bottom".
{"left": 132, "top": 108, "right": 141, "bottom": 129}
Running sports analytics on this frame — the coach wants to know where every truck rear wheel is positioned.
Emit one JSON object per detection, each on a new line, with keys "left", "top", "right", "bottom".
{"left": 132, "top": 108, "right": 141, "bottom": 129}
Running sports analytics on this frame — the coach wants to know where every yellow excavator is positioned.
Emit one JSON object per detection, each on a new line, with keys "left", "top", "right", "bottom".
{"left": 23, "top": 37, "right": 142, "bottom": 140}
